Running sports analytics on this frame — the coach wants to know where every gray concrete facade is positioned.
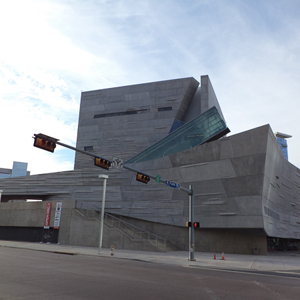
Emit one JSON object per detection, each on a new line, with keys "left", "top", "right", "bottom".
{"left": 0, "top": 75, "right": 299, "bottom": 254}
{"left": 74, "top": 77, "right": 199, "bottom": 168}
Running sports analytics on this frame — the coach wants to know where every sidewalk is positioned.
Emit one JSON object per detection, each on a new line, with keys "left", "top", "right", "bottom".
{"left": 0, "top": 240, "right": 299, "bottom": 272}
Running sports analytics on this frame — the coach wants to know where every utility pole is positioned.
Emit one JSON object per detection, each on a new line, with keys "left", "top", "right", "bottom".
{"left": 33, "top": 133, "right": 196, "bottom": 260}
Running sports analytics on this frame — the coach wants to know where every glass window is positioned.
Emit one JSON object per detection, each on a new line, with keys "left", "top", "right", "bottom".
{"left": 158, "top": 106, "right": 172, "bottom": 112}
{"left": 84, "top": 146, "right": 94, "bottom": 151}
{"left": 94, "top": 109, "right": 148, "bottom": 119}
{"left": 125, "top": 106, "right": 230, "bottom": 164}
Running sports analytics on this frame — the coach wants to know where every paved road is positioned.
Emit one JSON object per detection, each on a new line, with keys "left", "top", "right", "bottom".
{"left": 1, "top": 240, "right": 300, "bottom": 272}
{"left": 0, "top": 247, "right": 299, "bottom": 300}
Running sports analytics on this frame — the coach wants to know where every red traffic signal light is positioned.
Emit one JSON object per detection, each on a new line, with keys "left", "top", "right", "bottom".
{"left": 33, "top": 136, "right": 56, "bottom": 153}
{"left": 193, "top": 222, "right": 200, "bottom": 228}
{"left": 136, "top": 173, "right": 150, "bottom": 184}
{"left": 94, "top": 157, "right": 111, "bottom": 170}
{"left": 186, "top": 222, "right": 200, "bottom": 228}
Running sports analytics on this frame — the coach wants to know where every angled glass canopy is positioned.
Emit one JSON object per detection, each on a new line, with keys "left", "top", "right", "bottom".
{"left": 125, "top": 106, "right": 230, "bottom": 164}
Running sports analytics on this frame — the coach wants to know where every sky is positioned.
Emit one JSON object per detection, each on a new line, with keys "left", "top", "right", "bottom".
{"left": 0, "top": 0, "right": 299, "bottom": 175}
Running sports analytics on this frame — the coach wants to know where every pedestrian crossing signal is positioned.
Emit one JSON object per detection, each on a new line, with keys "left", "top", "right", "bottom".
{"left": 186, "top": 222, "right": 199, "bottom": 227}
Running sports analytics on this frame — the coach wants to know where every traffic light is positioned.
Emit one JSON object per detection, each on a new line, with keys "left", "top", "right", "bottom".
{"left": 136, "top": 173, "right": 150, "bottom": 184}
{"left": 186, "top": 222, "right": 199, "bottom": 227}
{"left": 94, "top": 157, "right": 111, "bottom": 170}
{"left": 33, "top": 136, "right": 56, "bottom": 153}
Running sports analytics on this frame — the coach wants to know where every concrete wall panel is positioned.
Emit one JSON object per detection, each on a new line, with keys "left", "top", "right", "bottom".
{"left": 179, "top": 159, "right": 236, "bottom": 182}
{"left": 1, "top": 76, "right": 300, "bottom": 252}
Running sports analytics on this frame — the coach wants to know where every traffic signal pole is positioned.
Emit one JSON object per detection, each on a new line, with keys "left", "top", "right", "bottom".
{"left": 56, "top": 140, "right": 103, "bottom": 160}
{"left": 33, "top": 134, "right": 112, "bottom": 163}
{"left": 33, "top": 133, "right": 195, "bottom": 260}
{"left": 55, "top": 141, "right": 195, "bottom": 259}
{"left": 124, "top": 165, "right": 195, "bottom": 261}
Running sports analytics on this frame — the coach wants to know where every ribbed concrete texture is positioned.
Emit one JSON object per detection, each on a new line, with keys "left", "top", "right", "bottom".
{"left": 0, "top": 75, "right": 299, "bottom": 255}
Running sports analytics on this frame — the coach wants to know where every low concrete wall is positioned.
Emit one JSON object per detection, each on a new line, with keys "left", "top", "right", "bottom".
{"left": 67, "top": 210, "right": 161, "bottom": 251}
{"left": 0, "top": 201, "right": 267, "bottom": 254}
{"left": 0, "top": 200, "right": 76, "bottom": 245}
{"left": 118, "top": 216, "right": 268, "bottom": 255}
{"left": 0, "top": 200, "right": 76, "bottom": 227}
{"left": 0, "top": 201, "right": 160, "bottom": 251}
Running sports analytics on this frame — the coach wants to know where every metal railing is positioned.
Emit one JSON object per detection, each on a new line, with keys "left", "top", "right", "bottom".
{"left": 76, "top": 201, "right": 169, "bottom": 252}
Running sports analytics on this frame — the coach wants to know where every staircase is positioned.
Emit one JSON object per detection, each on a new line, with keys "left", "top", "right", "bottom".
{"left": 76, "top": 207, "right": 178, "bottom": 252}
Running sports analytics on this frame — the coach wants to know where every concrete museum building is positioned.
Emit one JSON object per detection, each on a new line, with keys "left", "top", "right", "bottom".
{"left": 0, "top": 75, "right": 300, "bottom": 255}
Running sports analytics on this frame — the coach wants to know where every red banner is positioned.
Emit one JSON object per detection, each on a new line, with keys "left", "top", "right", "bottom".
{"left": 44, "top": 202, "right": 52, "bottom": 229}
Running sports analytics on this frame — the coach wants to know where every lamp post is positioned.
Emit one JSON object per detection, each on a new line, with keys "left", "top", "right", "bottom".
{"left": 98, "top": 174, "right": 108, "bottom": 254}
{"left": 188, "top": 185, "right": 195, "bottom": 261}
{"left": 32, "top": 133, "right": 195, "bottom": 259}
{"left": 0, "top": 190, "right": 2, "bottom": 204}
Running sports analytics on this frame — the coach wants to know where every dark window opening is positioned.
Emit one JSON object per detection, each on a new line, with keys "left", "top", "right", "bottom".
{"left": 94, "top": 109, "right": 148, "bottom": 119}
{"left": 84, "top": 146, "right": 94, "bottom": 151}
{"left": 158, "top": 106, "right": 172, "bottom": 112}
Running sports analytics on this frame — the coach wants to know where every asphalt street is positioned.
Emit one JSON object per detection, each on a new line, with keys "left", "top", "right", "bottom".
{"left": 0, "top": 242, "right": 299, "bottom": 300}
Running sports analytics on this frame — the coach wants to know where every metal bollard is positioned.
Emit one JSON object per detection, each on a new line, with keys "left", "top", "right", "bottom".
{"left": 110, "top": 245, "right": 115, "bottom": 256}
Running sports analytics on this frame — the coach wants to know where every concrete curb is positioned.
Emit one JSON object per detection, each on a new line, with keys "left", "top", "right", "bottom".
{"left": 0, "top": 241, "right": 300, "bottom": 272}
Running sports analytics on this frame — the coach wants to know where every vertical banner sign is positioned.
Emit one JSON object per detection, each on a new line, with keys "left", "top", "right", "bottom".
{"left": 54, "top": 202, "right": 62, "bottom": 229}
{"left": 44, "top": 202, "right": 52, "bottom": 229}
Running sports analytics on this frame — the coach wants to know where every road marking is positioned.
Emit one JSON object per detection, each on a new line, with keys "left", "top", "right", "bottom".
{"left": 183, "top": 265, "right": 300, "bottom": 280}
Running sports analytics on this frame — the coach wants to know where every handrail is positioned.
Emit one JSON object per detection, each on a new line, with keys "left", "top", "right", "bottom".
{"left": 76, "top": 201, "right": 167, "bottom": 251}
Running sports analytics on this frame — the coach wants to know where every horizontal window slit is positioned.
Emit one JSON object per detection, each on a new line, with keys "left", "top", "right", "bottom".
{"left": 94, "top": 109, "right": 148, "bottom": 118}
{"left": 158, "top": 106, "right": 172, "bottom": 112}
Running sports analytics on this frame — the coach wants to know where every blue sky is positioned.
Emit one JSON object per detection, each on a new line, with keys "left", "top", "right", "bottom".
{"left": 0, "top": 0, "right": 300, "bottom": 174}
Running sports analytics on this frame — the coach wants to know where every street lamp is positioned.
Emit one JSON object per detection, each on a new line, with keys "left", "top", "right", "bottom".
{"left": 98, "top": 174, "right": 108, "bottom": 254}
{"left": 188, "top": 185, "right": 195, "bottom": 261}
{"left": 32, "top": 133, "right": 195, "bottom": 259}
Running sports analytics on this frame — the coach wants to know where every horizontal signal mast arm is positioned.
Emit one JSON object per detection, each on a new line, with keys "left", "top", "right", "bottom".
{"left": 33, "top": 133, "right": 192, "bottom": 195}
{"left": 33, "top": 133, "right": 111, "bottom": 162}
{"left": 123, "top": 164, "right": 192, "bottom": 195}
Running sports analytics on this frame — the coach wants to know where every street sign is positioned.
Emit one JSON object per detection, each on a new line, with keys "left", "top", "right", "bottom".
{"left": 155, "top": 175, "right": 161, "bottom": 183}
{"left": 165, "top": 180, "right": 181, "bottom": 189}
{"left": 54, "top": 202, "right": 62, "bottom": 229}
{"left": 111, "top": 157, "right": 123, "bottom": 169}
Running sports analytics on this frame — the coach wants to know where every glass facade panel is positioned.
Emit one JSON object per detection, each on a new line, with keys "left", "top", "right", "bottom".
{"left": 126, "top": 107, "right": 230, "bottom": 164}
{"left": 276, "top": 137, "right": 288, "bottom": 160}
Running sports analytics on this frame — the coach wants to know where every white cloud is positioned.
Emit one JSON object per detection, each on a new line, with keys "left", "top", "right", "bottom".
{"left": 0, "top": 0, "right": 300, "bottom": 174}
{"left": 0, "top": 62, "right": 78, "bottom": 174}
